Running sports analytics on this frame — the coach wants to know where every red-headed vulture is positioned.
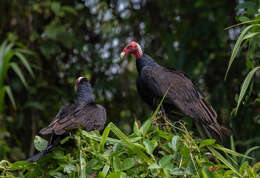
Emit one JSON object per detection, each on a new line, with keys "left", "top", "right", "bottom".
{"left": 120, "top": 41, "right": 231, "bottom": 141}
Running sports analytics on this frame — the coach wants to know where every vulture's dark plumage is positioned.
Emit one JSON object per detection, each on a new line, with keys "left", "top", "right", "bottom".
{"left": 27, "top": 77, "right": 106, "bottom": 162}
{"left": 120, "top": 41, "right": 231, "bottom": 141}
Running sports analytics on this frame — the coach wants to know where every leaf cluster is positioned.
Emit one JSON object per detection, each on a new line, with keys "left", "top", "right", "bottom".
{"left": 0, "top": 118, "right": 259, "bottom": 178}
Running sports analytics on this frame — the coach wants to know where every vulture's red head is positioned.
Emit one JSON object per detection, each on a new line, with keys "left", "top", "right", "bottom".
{"left": 120, "top": 41, "right": 143, "bottom": 59}
{"left": 75, "top": 76, "right": 87, "bottom": 91}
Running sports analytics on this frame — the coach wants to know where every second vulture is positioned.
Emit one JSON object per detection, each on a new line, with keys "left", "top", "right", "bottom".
{"left": 120, "top": 41, "right": 231, "bottom": 141}
{"left": 27, "top": 77, "right": 106, "bottom": 162}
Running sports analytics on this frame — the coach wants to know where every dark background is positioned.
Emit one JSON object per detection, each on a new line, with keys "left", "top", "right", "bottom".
{"left": 0, "top": 0, "right": 259, "bottom": 163}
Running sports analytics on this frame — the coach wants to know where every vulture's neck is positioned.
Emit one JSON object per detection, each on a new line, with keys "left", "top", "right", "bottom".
{"left": 136, "top": 54, "right": 160, "bottom": 73}
{"left": 77, "top": 83, "right": 95, "bottom": 104}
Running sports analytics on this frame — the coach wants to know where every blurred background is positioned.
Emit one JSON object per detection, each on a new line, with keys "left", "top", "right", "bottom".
{"left": 0, "top": 0, "right": 259, "bottom": 163}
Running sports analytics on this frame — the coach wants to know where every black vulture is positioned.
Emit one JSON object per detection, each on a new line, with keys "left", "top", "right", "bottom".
{"left": 27, "top": 77, "right": 106, "bottom": 162}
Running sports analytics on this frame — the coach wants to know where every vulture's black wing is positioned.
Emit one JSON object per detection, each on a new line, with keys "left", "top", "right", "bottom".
{"left": 140, "top": 65, "right": 226, "bottom": 139}
{"left": 40, "top": 103, "right": 106, "bottom": 135}
{"left": 39, "top": 103, "right": 77, "bottom": 135}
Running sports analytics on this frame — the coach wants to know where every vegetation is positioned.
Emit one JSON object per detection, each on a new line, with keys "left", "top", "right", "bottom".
{"left": 0, "top": 119, "right": 259, "bottom": 177}
{"left": 0, "top": 0, "right": 260, "bottom": 177}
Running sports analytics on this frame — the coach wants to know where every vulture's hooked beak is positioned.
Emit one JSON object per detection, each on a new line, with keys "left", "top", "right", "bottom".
{"left": 120, "top": 51, "right": 126, "bottom": 59}
{"left": 75, "top": 76, "right": 84, "bottom": 91}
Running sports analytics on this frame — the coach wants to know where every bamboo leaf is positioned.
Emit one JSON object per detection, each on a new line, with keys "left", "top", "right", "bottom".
{"left": 15, "top": 51, "right": 34, "bottom": 77}
{"left": 225, "top": 19, "right": 260, "bottom": 30}
{"left": 10, "top": 62, "right": 28, "bottom": 88}
{"left": 4, "top": 86, "right": 16, "bottom": 109}
{"left": 225, "top": 25, "right": 257, "bottom": 80}
{"left": 199, "top": 139, "right": 216, "bottom": 149}
{"left": 234, "top": 66, "right": 260, "bottom": 115}
{"left": 242, "top": 32, "right": 260, "bottom": 40}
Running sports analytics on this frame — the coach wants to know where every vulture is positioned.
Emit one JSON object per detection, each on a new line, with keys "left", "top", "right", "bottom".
{"left": 27, "top": 77, "right": 106, "bottom": 162}
{"left": 120, "top": 41, "right": 231, "bottom": 140}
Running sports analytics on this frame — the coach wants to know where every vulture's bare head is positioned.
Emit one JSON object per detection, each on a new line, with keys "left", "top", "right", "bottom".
{"left": 74, "top": 77, "right": 89, "bottom": 91}
{"left": 120, "top": 41, "right": 143, "bottom": 59}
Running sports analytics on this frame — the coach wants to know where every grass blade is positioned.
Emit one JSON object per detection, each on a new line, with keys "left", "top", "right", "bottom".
{"left": 79, "top": 150, "right": 86, "bottom": 178}
{"left": 241, "top": 146, "right": 260, "bottom": 163}
{"left": 208, "top": 146, "right": 242, "bottom": 177}
{"left": 150, "top": 86, "right": 171, "bottom": 120}
{"left": 99, "top": 125, "right": 111, "bottom": 152}
{"left": 213, "top": 144, "right": 253, "bottom": 159}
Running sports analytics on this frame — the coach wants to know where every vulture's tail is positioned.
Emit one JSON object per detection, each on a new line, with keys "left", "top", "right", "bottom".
{"left": 199, "top": 98, "right": 232, "bottom": 141}
{"left": 27, "top": 144, "right": 57, "bottom": 162}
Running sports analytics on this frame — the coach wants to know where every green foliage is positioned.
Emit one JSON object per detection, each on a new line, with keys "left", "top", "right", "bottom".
{"left": 225, "top": 13, "right": 260, "bottom": 115}
{"left": 0, "top": 40, "right": 34, "bottom": 113}
{"left": 0, "top": 120, "right": 259, "bottom": 177}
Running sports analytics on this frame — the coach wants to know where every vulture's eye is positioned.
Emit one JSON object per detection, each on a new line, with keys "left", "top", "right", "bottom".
{"left": 127, "top": 46, "right": 132, "bottom": 49}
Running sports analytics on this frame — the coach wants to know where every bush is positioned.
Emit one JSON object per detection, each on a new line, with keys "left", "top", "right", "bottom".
{"left": 0, "top": 117, "right": 259, "bottom": 178}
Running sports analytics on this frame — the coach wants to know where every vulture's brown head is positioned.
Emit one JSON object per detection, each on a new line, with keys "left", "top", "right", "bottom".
{"left": 120, "top": 41, "right": 143, "bottom": 59}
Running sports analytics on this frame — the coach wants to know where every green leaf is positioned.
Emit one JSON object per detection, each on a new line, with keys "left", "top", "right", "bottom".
{"left": 4, "top": 86, "right": 16, "bottom": 109}
{"left": 121, "top": 158, "right": 134, "bottom": 171}
{"left": 143, "top": 139, "right": 157, "bottom": 155}
{"left": 10, "top": 161, "right": 32, "bottom": 171}
{"left": 140, "top": 119, "right": 152, "bottom": 136}
{"left": 169, "top": 135, "right": 181, "bottom": 152}
{"left": 224, "top": 24, "right": 259, "bottom": 80}
{"left": 213, "top": 144, "right": 253, "bottom": 159}
{"left": 202, "top": 166, "right": 214, "bottom": 178}
{"left": 33, "top": 136, "right": 48, "bottom": 151}
{"left": 10, "top": 62, "right": 28, "bottom": 88}
{"left": 159, "top": 155, "right": 172, "bottom": 168}
{"left": 15, "top": 51, "right": 34, "bottom": 77}
{"left": 241, "top": 146, "right": 260, "bottom": 163}
{"left": 133, "top": 120, "right": 141, "bottom": 136}
{"left": 239, "top": 16, "right": 251, "bottom": 22}
{"left": 109, "top": 123, "right": 154, "bottom": 165}
{"left": 208, "top": 147, "right": 242, "bottom": 177}
{"left": 170, "top": 168, "right": 186, "bottom": 175}
{"left": 148, "top": 163, "right": 160, "bottom": 169}
{"left": 64, "top": 164, "right": 77, "bottom": 174}
{"left": 107, "top": 171, "right": 126, "bottom": 178}
{"left": 80, "top": 150, "right": 86, "bottom": 178}
{"left": 24, "top": 101, "right": 44, "bottom": 111}
{"left": 99, "top": 125, "right": 110, "bottom": 152}
{"left": 113, "top": 156, "right": 121, "bottom": 171}
{"left": 239, "top": 161, "right": 249, "bottom": 174}
{"left": 199, "top": 139, "right": 216, "bottom": 149}
{"left": 243, "top": 32, "right": 260, "bottom": 40}
{"left": 234, "top": 66, "right": 260, "bottom": 115}
{"left": 101, "top": 164, "right": 110, "bottom": 176}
